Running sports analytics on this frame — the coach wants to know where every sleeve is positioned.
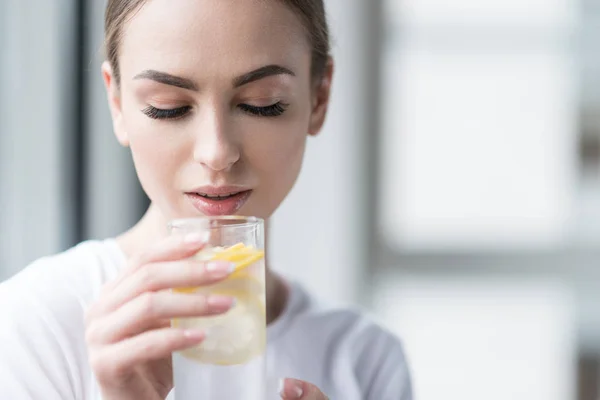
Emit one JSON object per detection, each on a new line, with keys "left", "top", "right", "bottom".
{"left": 353, "top": 323, "right": 413, "bottom": 400}
{"left": 0, "top": 261, "right": 88, "bottom": 400}
{"left": 366, "top": 335, "right": 413, "bottom": 400}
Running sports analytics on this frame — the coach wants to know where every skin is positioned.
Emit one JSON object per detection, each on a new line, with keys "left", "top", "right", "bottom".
{"left": 85, "top": 0, "right": 333, "bottom": 398}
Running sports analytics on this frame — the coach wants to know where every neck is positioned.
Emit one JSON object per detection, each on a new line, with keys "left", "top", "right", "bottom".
{"left": 116, "top": 203, "right": 288, "bottom": 324}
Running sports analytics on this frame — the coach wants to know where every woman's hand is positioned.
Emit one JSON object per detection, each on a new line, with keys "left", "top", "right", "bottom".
{"left": 85, "top": 233, "right": 235, "bottom": 400}
{"left": 279, "top": 378, "right": 329, "bottom": 400}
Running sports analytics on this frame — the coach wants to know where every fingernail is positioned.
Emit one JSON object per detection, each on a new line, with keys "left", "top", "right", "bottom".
{"left": 183, "top": 232, "right": 208, "bottom": 244}
{"left": 183, "top": 329, "right": 205, "bottom": 341}
{"left": 205, "top": 261, "right": 235, "bottom": 275}
{"left": 207, "top": 295, "right": 236, "bottom": 310}
{"left": 278, "top": 378, "right": 303, "bottom": 399}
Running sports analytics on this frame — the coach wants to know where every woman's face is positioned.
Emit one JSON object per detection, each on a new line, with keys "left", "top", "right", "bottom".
{"left": 103, "top": 0, "right": 332, "bottom": 220}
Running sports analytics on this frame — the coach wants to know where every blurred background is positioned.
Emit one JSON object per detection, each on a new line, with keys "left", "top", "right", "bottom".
{"left": 1, "top": 0, "right": 599, "bottom": 399}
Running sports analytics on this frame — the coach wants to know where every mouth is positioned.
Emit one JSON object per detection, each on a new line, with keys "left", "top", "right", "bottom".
{"left": 185, "top": 188, "right": 252, "bottom": 216}
{"left": 195, "top": 191, "right": 246, "bottom": 200}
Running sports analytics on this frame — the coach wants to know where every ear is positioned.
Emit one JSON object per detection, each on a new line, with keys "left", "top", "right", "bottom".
{"left": 102, "top": 61, "right": 129, "bottom": 147}
{"left": 308, "top": 57, "right": 334, "bottom": 136}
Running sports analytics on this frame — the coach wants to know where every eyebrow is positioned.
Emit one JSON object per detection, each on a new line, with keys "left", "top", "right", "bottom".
{"left": 134, "top": 64, "right": 296, "bottom": 91}
{"left": 232, "top": 64, "right": 296, "bottom": 87}
{"left": 134, "top": 70, "right": 198, "bottom": 91}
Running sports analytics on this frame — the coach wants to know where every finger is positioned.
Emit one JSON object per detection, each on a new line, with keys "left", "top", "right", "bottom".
{"left": 279, "top": 378, "right": 329, "bottom": 400}
{"left": 90, "top": 233, "right": 208, "bottom": 323}
{"left": 107, "top": 232, "right": 209, "bottom": 293}
{"left": 91, "top": 257, "right": 234, "bottom": 318}
{"left": 86, "top": 316, "right": 170, "bottom": 347}
{"left": 90, "top": 327, "right": 206, "bottom": 383}
{"left": 134, "top": 231, "right": 210, "bottom": 269}
{"left": 86, "top": 233, "right": 210, "bottom": 328}
{"left": 87, "top": 291, "right": 235, "bottom": 344}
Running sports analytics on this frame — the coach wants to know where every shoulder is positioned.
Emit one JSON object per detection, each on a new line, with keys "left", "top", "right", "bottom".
{"left": 0, "top": 238, "right": 124, "bottom": 338}
{"left": 1, "top": 239, "right": 124, "bottom": 304}
{"left": 281, "top": 283, "right": 413, "bottom": 399}
{"left": 0, "top": 238, "right": 125, "bottom": 347}
{"left": 0, "top": 239, "right": 124, "bottom": 399}
{"left": 289, "top": 282, "right": 406, "bottom": 354}
{"left": 304, "top": 297, "right": 411, "bottom": 380}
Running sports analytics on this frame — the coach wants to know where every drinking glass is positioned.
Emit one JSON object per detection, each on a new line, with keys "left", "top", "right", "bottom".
{"left": 169, "top": 216, "right": 266, "bottom": 400}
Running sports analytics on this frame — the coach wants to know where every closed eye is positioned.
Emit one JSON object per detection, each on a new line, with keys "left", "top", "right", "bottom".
{"left": 239, "top": 102, "right": 288, "bottom": 117}
{"left": 142, "top": 105, "right": 192, "bottom": 120}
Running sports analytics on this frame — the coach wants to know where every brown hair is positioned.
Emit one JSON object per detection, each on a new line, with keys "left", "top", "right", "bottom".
{"left": 104, "top": 0, "right": 330, "bottom": 85}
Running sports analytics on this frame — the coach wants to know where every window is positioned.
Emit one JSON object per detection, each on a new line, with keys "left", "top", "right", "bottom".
{"left": 379, "top": 0, "right": 579, "bottom": 251}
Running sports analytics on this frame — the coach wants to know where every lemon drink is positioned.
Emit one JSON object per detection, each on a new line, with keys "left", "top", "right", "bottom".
{"left": 169, "top": 216, "right": 267, "bottom": 400}
{"left": 173, "top": 242, "right": 266, "bottom": 365}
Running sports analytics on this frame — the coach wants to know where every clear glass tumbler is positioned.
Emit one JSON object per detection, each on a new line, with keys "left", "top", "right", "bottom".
{"left": 168, "top": 216, "right": 266, "bottom": 400}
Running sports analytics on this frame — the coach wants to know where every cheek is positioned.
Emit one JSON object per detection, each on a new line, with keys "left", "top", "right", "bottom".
{"left": 240, "top": 104, "right": 312, "bottom": 213}
{"left": 130, "top": 137, "right": 178, "bottom": 201}
{"left": 251, "top": 100, "right": 310, "bottom": 169}
{"left": 124, "top": 108, "right": 189, "bottom": 200}
{"left": 246, "top": 123, "right": 307, "bottom": 192}
{"left": 263, "top": 133, "right": 305, "bottom": 172}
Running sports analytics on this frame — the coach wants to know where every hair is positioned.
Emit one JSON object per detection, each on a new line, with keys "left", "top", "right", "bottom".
{"left": 104, "top": 0, "right": 330, "bottom": 86}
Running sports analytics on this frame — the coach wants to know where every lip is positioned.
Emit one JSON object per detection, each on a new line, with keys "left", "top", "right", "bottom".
{"left": 189, "top": 185, "right": 250, "bottom": 196}
{"left": 185, "top": 186, "right": 252, "bottom": 216}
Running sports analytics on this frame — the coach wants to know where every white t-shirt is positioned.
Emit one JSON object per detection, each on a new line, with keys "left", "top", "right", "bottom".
{"left": 0, "top": 239, "right": 412, "bottom": 399}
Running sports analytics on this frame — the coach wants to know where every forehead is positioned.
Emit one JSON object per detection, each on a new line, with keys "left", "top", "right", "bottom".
{"left": 119, "top": 0, "right": 311, "bottom": 81}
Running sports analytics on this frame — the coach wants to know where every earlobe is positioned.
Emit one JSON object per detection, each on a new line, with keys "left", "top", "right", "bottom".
{"left": 308, "top": 57, "right": 334, "bottom": 137}
{"left": 101, "top": 61, "right": 130, "bottom": 147}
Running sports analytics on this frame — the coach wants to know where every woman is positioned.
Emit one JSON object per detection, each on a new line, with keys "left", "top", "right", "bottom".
{"left": 0, "top": 0, "right": 412, "bottom": 399}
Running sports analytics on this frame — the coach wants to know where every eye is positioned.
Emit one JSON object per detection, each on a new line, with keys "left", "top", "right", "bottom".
{"left": 238, "top": 102, "right": 288, "bottom": 117}
{"left": 141, "top": 105, "right": 192, "bottom": 120}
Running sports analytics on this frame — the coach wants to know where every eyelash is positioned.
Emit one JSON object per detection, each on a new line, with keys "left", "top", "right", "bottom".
{"left": 142, "top": 105, "right": 191, "bottom": 120}
{"left": 141, "top": 102, "right": 288, "bottom": 120}
{"left": 238, "top": 102, "right": 288, "bottom": 117}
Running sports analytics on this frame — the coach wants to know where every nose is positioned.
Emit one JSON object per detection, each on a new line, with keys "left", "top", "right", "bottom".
{"left": 192, "top": 106, "right": 240, "bottom": 172}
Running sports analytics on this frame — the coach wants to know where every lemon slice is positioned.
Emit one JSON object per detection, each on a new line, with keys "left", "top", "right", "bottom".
{"left": 211, "top": 242, "right": 245, "bottom": 257}
{"left": 174, "top": 275, "right": 266, "bottom": 365}
{"left": 174, "top": 243, "right": 264, "bottom": 293}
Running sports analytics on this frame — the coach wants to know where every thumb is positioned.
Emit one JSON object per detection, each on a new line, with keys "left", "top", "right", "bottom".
{"left": 279, "top": 378, "right": 329, "bottom": 399}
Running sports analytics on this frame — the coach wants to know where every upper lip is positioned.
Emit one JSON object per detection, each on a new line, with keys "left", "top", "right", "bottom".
{"left": 186, "top": 185, "right": 251, "bottom": 196}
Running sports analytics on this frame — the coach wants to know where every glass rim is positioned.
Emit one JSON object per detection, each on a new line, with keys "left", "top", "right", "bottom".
{"left": 168, "top": 215, "right": 264, "bottom": 231}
